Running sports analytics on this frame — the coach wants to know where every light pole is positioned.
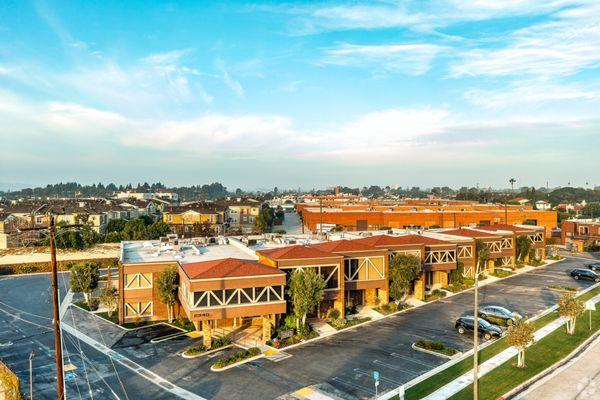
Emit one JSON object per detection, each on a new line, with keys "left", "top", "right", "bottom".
{"left": 29, "top": 350, "right": 35, "bottom": 400}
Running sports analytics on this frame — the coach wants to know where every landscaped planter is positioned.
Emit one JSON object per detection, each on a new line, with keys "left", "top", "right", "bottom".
{"left": 183, "top": 337, "right": 233, "bottom": 358}
{"left": 210, "top": 347, "right": 262, "bottom": 371}
{"left": 412, "top": 340, "right": 460, "bottom": 359}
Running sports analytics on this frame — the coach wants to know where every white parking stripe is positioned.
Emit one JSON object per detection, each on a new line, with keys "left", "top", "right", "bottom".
{"left": 61, "top": 322, "right": 206, "bottom": 400}
{"left": 331, "top": 376, "right": 375, "bottom": 395}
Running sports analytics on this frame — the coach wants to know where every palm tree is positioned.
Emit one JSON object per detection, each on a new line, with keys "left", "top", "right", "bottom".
{"left": 509, "top": 178, "right": 516, "bottom": 192}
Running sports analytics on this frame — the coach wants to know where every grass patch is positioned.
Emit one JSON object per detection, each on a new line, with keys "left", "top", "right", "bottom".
{"left": 529, "top": 259, "right": 546, "bottom": 267}
{"left": 425, "top": 289, "right": 447, "bottom": 302}
{"left": 402, "top": 285, "right": 600, "bottom": 400}
{"left": 415, "top": 340, "right": 458, "bottom": 357}
{"left": 213, "top": 347, "right": 261, "bottom": 369}
{"left": 328, "top": 317, "right": 371, "bottom": 330}
{"left": 448, "top": 301, "right": 600, "bottom": 399}
{"left": 491, "top": 269, "right": 514, "bottom": 278}
{"left": 548, "top": 284, "right": 577, "bottom": 293}
{"left": 73, "top": 301, "right": 91, "bottom": 311}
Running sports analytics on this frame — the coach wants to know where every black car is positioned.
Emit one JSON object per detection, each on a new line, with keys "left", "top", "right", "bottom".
{"left": 570, "top": 268, "right": 600, "bottom": 282}
{"left": 587, "top": 262, "right": 600, "bottom": 272}
{"left": 455, "top": 316, "right": 502, "bottom": 340}
{"left": 479, "top": 306, "right": 522, "bottom": 326}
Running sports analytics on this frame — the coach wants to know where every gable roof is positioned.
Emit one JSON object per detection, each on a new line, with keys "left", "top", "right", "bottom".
{"left": 353, "top": 234, "right": 450, "bottom": 247}
{"left": 180, "top": 258, "right": 284, "bottom": 280}
{"left": 258, "top": 245, "right": 339, "bottom": 260}
{"left": 476, "top": 224, "right": 533, "bottom": 233}
{"left": 309, "top": 240, "right": 382, "bottom": 253}
{"left": 442, "top": 228, "right": 500, "bottom": 238}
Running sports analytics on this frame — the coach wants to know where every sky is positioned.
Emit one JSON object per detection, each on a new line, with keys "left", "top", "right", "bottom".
{"left": 1, "top": 0, "right": 599, "bottom": 191}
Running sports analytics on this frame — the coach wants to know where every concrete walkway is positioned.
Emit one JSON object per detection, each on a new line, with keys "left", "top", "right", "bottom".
{"left": 422, "top": 293, "right": 600, "bottom": 400}
{"left": 519, "top": 335, "right": 600, "bottom": 400}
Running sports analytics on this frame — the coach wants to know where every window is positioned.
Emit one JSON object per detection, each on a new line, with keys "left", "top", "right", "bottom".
{"left": 579, "top": 226, "right": 589, "bottom": 235}
{"left": 344, "top": 259, "right": 359, "bottom": 280}
{"left": 321, "top": 266, "right": 339, "bottom": 289}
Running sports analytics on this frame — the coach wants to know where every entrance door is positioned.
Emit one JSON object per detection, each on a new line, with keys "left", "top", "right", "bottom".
{"left": 346, "top": 290, "right": 364, "bottom": 307}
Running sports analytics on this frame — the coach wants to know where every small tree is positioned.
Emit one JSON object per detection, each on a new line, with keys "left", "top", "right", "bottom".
{"left": 156, "top": 267, "right": 179, "bottom": 322}
{"left": 506, "top": 318, "right": 535, "bottom": 368}
{"left": 288, "top": 268, "right": 326, "bottom": 330}
{"left": 99, "top": 286, "right": 118, "bottom": 317}
{"left": 70, "top": 262, "right": 100, "bottom": 305}
{"left": 516, "top": 236, "right": 531, "bottom": 262}
{"left": 558, "top": 293, "right": 585, "bottom": 335}
{"left": 389, "top": 254, "right": 421, "bottom": 301}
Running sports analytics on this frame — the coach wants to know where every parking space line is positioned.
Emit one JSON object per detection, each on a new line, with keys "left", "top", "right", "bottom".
{"left": 353, "top": 368, "right": 402, "bottom": 386}
{"left": 330, "top": 376, "right": 375, "bottom": 396}
{"left": 389, "top": 353, "right": 436, "bottom": 368}
{"left": 373, "top": 359, "right": 422, "bottom": 375}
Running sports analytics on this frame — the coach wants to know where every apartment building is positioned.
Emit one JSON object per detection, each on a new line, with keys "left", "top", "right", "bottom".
{"left": 162, "top": 202, "right": 227, "bottom": 237}
{"left": 0, "top": 213, "right": 17, "bottom": 249}
{"left": 216, "top": 198, "right": 262, "bottom": 234}
{"left": 561, "top": 219, "right": 600, "bottom": 251}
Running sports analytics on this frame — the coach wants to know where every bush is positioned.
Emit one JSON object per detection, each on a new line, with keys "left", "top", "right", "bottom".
{"left": 425, "top": 289, "right": 447, "bottom": 302}
{"left": 16, "top": 265, "right": 39, "bottom": 274}
{"left": 88, "top": 297, "right": 100, "bottom": 311}
{"left": 213, "top": 347, "right": 261, "bottom": 369}
{"left": 212, "top": 336, "right": 232, "bottom": 348}
{"left": 328, "top": 309, "right": 341, "bottom": 320}
{"left": 414, "top": 340, "right": 457, "bottom": 356}
{"left": 186, "top": 344, "right": 207, "bottom": 356}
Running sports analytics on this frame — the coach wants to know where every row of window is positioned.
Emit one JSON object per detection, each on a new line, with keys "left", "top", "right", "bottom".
{"left": 191, "top": 285, "right": 285, "bottom": 308}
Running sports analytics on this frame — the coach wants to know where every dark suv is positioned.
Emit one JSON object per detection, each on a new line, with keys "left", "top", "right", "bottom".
{"left": 587, "top": 262, "right": 600, "bottom": 272}
{"left": 570, "top": 268, "right": 600, "bottom": 282}
{"left": 455, "top": 316, "right": 502, "bottom": 340}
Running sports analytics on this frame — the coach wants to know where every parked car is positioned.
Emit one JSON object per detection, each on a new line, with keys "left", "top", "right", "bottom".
{"left": 570, "top": 268, "right": 600, "bottom": 282}
{"left": 479, "top": 306, "right": 522, "bottom": 326}
{"left": 455, "top": 316, "right": 502, "bottom": 340}
{"left": 587, "top": 262, "right": 600, "bottom": 272}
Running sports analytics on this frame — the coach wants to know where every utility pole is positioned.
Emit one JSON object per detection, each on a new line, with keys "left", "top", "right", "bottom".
{"left": 29, "top": 350, "right": 35, "bottom": 400}
{"left": 473, "top": 259, "right": 480, "bottom": 400}
{"left": 49, "top": 216, "right": 65, "bottom": 400}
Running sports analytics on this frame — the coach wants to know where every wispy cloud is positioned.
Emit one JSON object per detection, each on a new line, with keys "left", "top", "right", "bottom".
{"left": 450, "top": 3, "right": 600, "bottom": 78}
{"left": 464, "top": 80, "right": 600, "bottom": 109}
{"left": 215, "top": 58, "right": 245, "bottom": 97}
{"left": 321, "top": 43, "right": 446, "bottom": 75}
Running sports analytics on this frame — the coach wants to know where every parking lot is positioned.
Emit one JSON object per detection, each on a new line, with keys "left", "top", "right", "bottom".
{"left": 0, "top": 255, "right": 596, "bottom": 400}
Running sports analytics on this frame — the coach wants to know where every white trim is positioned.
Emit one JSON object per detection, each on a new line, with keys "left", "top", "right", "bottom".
{"left": 188, "top": 300, "right": 286, "bottom": 311}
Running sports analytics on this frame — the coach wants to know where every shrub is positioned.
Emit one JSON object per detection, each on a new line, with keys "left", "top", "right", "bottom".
{"left": 16, "top": 265, "right": 39, "bottom": 274}
{"left": 212, "top": 336, "right": 232, "bottom": 348}
{"left": 213, "top": 347, "right": 261, "bottom": 369}
{"left": 186, "top": 344, "right": 207, "bottom": 356}
{"left": 88, "top": 297, "right": 100, "bottom": 311}
{"left": 328, "top": 309, "right": 340, "bottom": 320}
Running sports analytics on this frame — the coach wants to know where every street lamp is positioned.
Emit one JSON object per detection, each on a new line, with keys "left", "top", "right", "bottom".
{"left": 29, "top": 350, "right": 35, "bottom": 400}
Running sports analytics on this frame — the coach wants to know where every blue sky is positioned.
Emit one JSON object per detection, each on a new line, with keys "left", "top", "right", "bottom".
{"left": 1, "top": 0, "right": 599, "bottom": 191}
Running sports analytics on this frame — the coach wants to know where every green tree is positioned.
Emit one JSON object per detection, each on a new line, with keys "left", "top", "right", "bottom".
{"left": 389, "top": 254, "right": 422, "bottom": 301}
{"left": 253, "top": 204, "right": 275, "bottom": 233}
{"left": 103, "top": 231, "right": 123, "bottom": 243}
{"left": 506, "top": 318, "right": 535, "bottom": 368}
{"left": 122, "top": 218, "right": 148, "bottom": 240}
{"left": 156, "top": 267, "right": 179, "bottom": 322}
{"left": 147, "top": 221, "right": 172, "bottom": 239}
{"left": 476, "top": 242, "right": 490, "bottom": 275}
{"left": 107, "top": 219, "right": 127, "bottom": 233}
{"left": 70, "top": 262, "right": 100, "bottom": 305}
{"left": 558, "top": 293, "right": 585, "bottom": 335}
{"left": 99, "top": 286, "right": 118, "bottom": 317}
{"left": 288, "top": 268, "right": 326, "bottom": 330}
{"left": 516, "top": 235, "right": 532, "bottom": 262}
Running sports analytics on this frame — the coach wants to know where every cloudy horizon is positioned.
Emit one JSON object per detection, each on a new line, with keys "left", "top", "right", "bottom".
{"left": 1, "top": 1, "right": 599, "bottom": 190}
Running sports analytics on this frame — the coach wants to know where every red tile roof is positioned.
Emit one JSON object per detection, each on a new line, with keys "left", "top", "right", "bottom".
{"left": 442, "top": 228, "right": 500, "bottom": 238}
{"left": 257, "top": 245, "right": 339, "bottom": 260}
{"left": 476, "top": 224, "right": 534, "bottom": 233}
{"left": 181, "top": 258, "right": 283, "bottom": 280}
{"left": 309, "top": 240, "right": 382, "bottom": 253}
{"left": 353, "top": 234, "right": 450, "bottom": 247}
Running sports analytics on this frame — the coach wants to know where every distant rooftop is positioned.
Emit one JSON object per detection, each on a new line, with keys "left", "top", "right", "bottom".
{"left": 120, "top": 236, "right": 257, "bottom": 264}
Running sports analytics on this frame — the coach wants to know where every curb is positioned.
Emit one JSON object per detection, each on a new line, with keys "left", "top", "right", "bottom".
{"left": 210, "top": 353, "right": 264, "bottom": 372}
{"left": 411, "top": 342, "right": 461, "bottom": 360}
{"left": 505, "top": 326, "right": 600, "bottom": 399}
{"left": 182, "top": 344, "right": 234, "bottom": 359}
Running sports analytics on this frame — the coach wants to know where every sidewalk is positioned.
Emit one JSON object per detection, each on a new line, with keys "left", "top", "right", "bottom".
{"left": 518, "top": 335, "right": 600, "bottom": 400}
{"left": 421, "top": 292, "right": 600, "bottom": 400}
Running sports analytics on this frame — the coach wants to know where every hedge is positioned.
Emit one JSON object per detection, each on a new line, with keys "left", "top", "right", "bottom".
{"left": 0, "top": 257, "right": 118, "bottom": 276}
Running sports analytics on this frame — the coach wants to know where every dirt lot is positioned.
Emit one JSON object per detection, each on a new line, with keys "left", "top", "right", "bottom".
{"left": 0, "top": 243, "right": 120, "bottom": 265}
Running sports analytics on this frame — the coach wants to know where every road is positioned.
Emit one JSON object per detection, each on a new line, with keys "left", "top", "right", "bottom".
{"left": 0, "top": 255, "right": 595, "bottom": 400}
